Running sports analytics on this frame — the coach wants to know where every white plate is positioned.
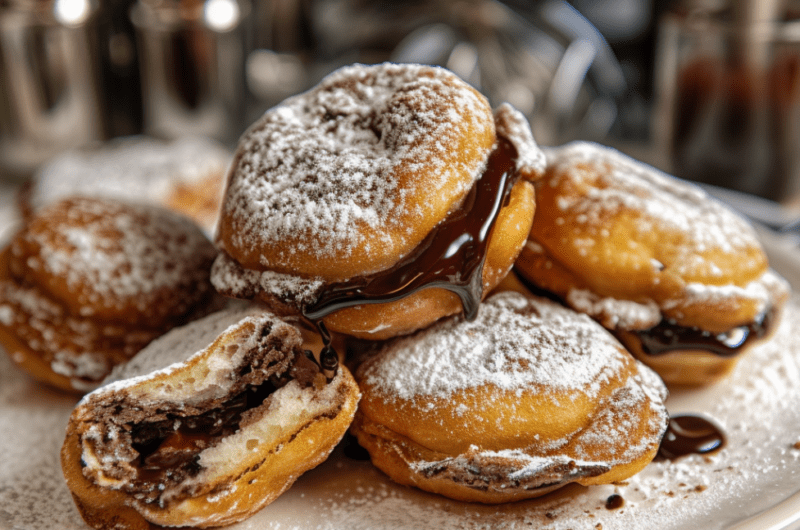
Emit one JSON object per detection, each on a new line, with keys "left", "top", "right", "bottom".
{"left": 1, "top": 213, "right": 800, "bottom": 530}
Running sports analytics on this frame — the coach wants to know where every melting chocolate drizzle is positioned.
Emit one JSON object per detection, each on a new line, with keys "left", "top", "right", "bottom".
{"left": 299, "top": 322, "right": 338, "bottom": 382}
{"left": 303, "top": 139, "right": 519, "bottom": 323}
{"left": 302, "top": 139, "right": 520, "bottom": 366}
{"left": 657, "top": 414, "right": 726, "bottom": 461}
{"left": 636, "top": 308, "right": 774, "bottom": 358}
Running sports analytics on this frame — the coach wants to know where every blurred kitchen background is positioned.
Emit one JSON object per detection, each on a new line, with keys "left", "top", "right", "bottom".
{"left": 3, "top": 0, "right": 800, "bottom": 219}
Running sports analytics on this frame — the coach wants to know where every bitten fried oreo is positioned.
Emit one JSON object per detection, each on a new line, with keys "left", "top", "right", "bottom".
{"left": 0, "top": 197, "right": 217, "bottom": 392}
{"left": 212, "top": 62, "right": 545, "bottom": 340}
{"left": 351, "top": 290, "right": 668, "bottom": 503}
{"left": 61, "top": 304, "right": 360, "bottom": 530}
{"left": 515, "top": 142, "right": 790, "bottom": 385}
{"left": 19, "top": 136, "right": 231, "bottom": 234}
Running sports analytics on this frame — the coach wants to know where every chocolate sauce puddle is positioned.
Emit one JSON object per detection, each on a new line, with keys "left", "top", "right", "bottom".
{"left": 605, "top": 493, "right": 625, "bottom": 510}
{"left": 657, "top": 414, "right": 726, "bottom": 460}
{"left": 303, "top": 139, "right": 519, "bottom": 366}
{"left": 636, "top": 308, "right": 774, "bottom": 357}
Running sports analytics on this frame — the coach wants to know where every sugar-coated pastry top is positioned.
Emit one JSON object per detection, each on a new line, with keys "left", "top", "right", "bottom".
{"left": 493, "top": 103, "right": 545, "bottom": 177}
{"left": 526, "top": 141, "right": 789, "bottom": 331}
{"left": 358, "top": 291, "right": 641, "bottom": 402}
{"left": 217, "top": 62, "right": 498, "bottom": 281}
{"left": 541, "top": 142, "right": 763, "bottom": 273}
{"left": 9, "top": 197, "right": 217, "bottom": 327}
{"left": 27, "top": 136, "right": 230, "bottom": 213}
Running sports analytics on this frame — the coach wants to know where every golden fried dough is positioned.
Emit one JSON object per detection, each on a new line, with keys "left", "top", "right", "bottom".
{"left": 19, "top": 136, "right": 231, "bottom": 234}
{"left": 516, "top": 142, "right": 789, "bottom": 385}
{"left": 213, "top": 63, "right": 545, "bottom": 339}
{"left": 351, "top": 291, "right": 668, "bottom": 503}
{"left": 61, "top": 304, "right": 360, "bottom": 529}
{"left": 0, "top": 197, "right": 217, "bottom": 392}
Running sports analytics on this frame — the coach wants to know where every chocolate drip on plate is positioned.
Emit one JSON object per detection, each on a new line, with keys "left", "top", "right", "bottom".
{"left": 658, "top": 414, "right": 726, "bottom": 460}
{"left": 605, "top": 493, "right": 625, "bottom": 510}
{"left": 636, "top": 307, "right": 774, "bottom": 357}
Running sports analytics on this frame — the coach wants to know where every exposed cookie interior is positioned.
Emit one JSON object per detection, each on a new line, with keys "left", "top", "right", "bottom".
{"left": 74, "top": 308, "right": 341, "bottom": 510}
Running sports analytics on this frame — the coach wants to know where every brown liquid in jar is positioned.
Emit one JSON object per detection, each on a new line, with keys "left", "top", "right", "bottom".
{"left": 657, "top": 414, "right": 726, "bottom": 461}
{"left": 672, "top": 53, "right": 800, "bottom": 201}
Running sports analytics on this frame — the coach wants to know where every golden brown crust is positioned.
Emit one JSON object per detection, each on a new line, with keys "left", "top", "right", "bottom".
{"left": 516, "top": 142, "right": 791, "bottom": 385}
{"left": 19, "top": 136, "right": 231, "bottom": 235}
{"left": 614, "top": 299, "right": 786, "bottom": 386}
{"left": 0, "top": 247, "right": 164, "bottom": 392}
{"left": 211, "top": 68, "right": 543, "bottom": 340}
{"left": 520, "top": 142, "right": 783, "bottom": 332}
{"left": 615, "top": 331, "right": 740, "bottom": 387}
{"left": 62, "top": 376, "right": 359, "bottom": 529}
{"left": 10, "top": 197, "right": 216, "bottom": 327}
{"left": 351, "top": 291, "right": 669, "bottom": 503}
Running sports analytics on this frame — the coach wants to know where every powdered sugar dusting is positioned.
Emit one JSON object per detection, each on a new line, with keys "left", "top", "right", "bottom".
{"left": 562, "top": 268, "right": 789, "bottom": 331}
{"left": 358, "top": 291, "right": 630, "bottom": 401}
{"left": 1, "top": 174, "right": 799, "bottom": 530}
{"left": 219, "top": 63, "right": 493, "bottom": 265}
{"left": 210, "top": 251, "right": 324, "bottom": 310}
{"left": 566, "top": 288, "right": 662, "bottom": 329}
{"left": 28, "top": 136, "right": 231, "bottom": 211}
{"left": 543, "top": 142, "right": 761, "bottom": 264}
{"left": 18, "top": 197, "right": 216, "bottom": 316}
{"left": 664, "top": 269, "right": 789, "bottom": 314}
{"left": 0, "top": 279, "right": 158, "bottom": 390}
{"left": 493, "top": 103, "right": 545, "bottom": 179}
{"left": 233, "top": 295, "right": 800, "bottom": 530}
{"left": 2, "top": 286, "right": 800, "bottom": 530}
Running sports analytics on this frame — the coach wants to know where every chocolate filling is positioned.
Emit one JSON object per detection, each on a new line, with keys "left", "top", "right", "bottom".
{"left": 83, "top": 322, "right": 328, "bottom": 507}
{"left": 605, "top": 493, "right": 625, "bottom": 510}
{"left": 128, "top": 376, "right": 284, "bottom": 503}
{"left": 634, "top": 307, "right": 774, "bottom": 357}
{"left": 514, "top": 270, "right": 774, "bottom": 359}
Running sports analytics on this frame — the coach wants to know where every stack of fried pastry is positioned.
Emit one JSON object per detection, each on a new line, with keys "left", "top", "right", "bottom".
{"left": 6, "top": 62, "right": 781, "bottom": 529}
{"left": 351, "top": 283, "right": 668, "bottom": 503}
{"left": 211, "top": 62, "right": 544, "bottom": 339}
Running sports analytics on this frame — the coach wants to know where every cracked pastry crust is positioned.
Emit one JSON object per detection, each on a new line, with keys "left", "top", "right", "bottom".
{"left": 515, "top": 142, "right": 790, "bottom": 385}
{"left": 0, "top": 197, "right": 218, "bottom": 392}
{"left": 61, "top": 305, "right": 360, "bottom": 529}
{"left": 212, "top": 63, "right": 545, "bottom": 340}
{"left": 350, "top": 290, "right": 668, "bottom": 503}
